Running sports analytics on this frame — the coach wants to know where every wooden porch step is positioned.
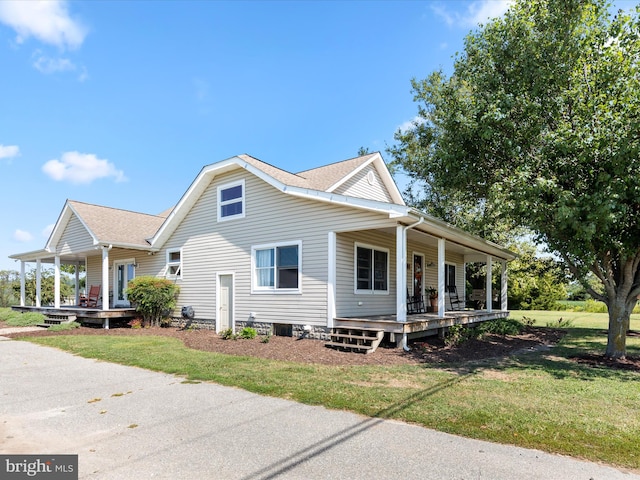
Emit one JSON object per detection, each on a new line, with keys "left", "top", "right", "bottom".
{"left": 325, "top": 327, "right": 384, "bottom": 354}
{"left": 38, "top": 314, "right": 77, "bottom": 328}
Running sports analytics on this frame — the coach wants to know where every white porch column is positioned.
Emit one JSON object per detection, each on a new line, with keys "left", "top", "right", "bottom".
{"left": 327, "top": 232, "right": 336, "bottom": 328}
{"left": 437, "top": 238, "right": 445, "bottom": 317}
{"left": 35, "top": 259, "right": 42, "bottom": 308}
{"left": 396, "top": 225, "right": 407, "bottom": 323}
{"left": 74, "top": 263, "right": 81, "bottom": 305}
{"left": 54, "top": 255, "right": 61, "bottom": 309}
{"left": 486, "top": 255, "right": 493, "bottom": 313}
{"left": 102, "top": 246, "right": 111, "bottom": 329}
{"left": 102, "top": 246, "right": 110, "bottom": 312}
{"left": 19, "top": 261, "right": 25, "bottom": 307}
{"left": 501, "top": 260, "right": 508, "bottom": 311}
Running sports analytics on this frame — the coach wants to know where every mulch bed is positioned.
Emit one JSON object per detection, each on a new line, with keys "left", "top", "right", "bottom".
{"left": 0, "top": 321, "right": 573, "bottom": 367}
{"left": 2, "top": 320, "right": 638, "bottom": 370}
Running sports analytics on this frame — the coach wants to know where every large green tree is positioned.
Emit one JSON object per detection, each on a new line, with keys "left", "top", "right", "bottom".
{"left": 390, "top": 0, "right": 640, "bottom": 358}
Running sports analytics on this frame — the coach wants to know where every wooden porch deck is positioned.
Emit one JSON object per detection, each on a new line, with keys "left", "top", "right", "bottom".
{"left": 11, "top": 305, "right": 137, "bottom": 327}
{"left": 335, "top": 309, "right": 510, "bottom": 339}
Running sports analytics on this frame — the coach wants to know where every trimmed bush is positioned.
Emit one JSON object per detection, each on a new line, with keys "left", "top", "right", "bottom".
{"left": 126, "top": 277, "right": 179, "bottom": 327}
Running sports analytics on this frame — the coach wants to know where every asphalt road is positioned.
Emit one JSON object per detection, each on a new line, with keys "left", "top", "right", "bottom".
{"left": 1, "top": 334, "right": 637, "bottom": 480}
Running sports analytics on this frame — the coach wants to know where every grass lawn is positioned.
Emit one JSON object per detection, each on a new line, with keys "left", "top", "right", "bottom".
{"left": 14, "top": 311, "right": 640, "bottom": 471}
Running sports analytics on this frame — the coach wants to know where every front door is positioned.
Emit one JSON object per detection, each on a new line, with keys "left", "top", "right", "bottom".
{"left": 114, "top": 260, "right": 136, "bottom": 307}
{"left": 218, "top": 274, "right": 233, "bottom": 332}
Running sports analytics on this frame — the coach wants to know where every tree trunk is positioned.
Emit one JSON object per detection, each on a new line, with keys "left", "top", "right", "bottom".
{"left": 605, "top": 301, "right": 630, "bottom": 359}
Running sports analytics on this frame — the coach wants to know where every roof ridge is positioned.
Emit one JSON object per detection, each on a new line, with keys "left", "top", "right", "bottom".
{"left": 68, "top": 199, "right": 166, "bottom": 218}
{"left": 295, "top": 152, "right": 377, "bottom": 176}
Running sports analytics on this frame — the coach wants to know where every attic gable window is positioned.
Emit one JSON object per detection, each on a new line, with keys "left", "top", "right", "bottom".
{"left": 218, "top": 180, "right": 245, "bottom": 221}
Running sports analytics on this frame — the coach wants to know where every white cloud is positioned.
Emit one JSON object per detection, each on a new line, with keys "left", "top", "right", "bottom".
{"left": 397, "top": 116, "right": 426, "bottom": 134}
{"left": 13, "top": 229, "right": 33, "bottom": 242}
{"left": 0, "top": 144, "right": 20, "bottom": 159}
{"left": 32, "top": 51, "right": 76, "bottom": 74}
{"left": 0, "top": 0, "right": 87, "bottom": 50}
{"left": 431, "top": 0, "right": 514, "bottom": 28}
{"left": 42, "top": 151, "right": 128, "bottom": 185}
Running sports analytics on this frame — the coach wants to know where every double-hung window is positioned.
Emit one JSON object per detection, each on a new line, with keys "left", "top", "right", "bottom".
{"left": 166, "top": 248, "right": 182, "bottom": 279}
{"left": 252, "top": 241, "right": 301, "bottom": 293}
{"left": 218, "top": 180, "right": 245, "bottom": 221}
{"left": 355, "top": 243, "right": 389, "bottom": 294}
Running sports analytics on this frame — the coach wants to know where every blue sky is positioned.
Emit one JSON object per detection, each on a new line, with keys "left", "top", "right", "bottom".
{"left": 0, "top": 0, "right": 628, "bottom": 272}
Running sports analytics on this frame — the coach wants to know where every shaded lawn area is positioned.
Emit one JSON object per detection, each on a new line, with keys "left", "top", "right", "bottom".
{"left": 20, "top": 319, "right": 640, "bottom": 472}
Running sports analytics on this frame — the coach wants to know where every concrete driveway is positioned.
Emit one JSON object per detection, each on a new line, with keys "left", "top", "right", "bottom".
{"left": 1, "top": 334, "right": 637, "bottom": 480}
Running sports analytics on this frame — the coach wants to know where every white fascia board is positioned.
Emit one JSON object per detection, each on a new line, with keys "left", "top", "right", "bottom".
{"left": 325, "top": 155, "right": 377, "bottom": 193}
{"left": 324, "top": 152, "right": 406, "bottom": 206}
{"left": 372, "top": 155, "right": 406, "bottom": 205}
{"left": 45, "top": 201, "right": 99, "bottom": 252}
{"left": 150, "top": 157, "right": 244, "bottom": 248}
{"left": 283, "top": 185, "right": 410, "bottom": 218}
{"left": 9, "top": 248, "right": 51, "bottom": 262}
{"left": 408, "top": 208, "right": 516, "bottom": 260}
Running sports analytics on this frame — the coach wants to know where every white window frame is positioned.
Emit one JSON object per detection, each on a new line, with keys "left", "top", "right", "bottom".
{"left": 445, "top": 262, "right": 457, "bottom": 290}
{"left": 217, "top": 179, "right": 245, "bottom": 222}
{"left": 251, "top": 240, "right": 302, "bottom": 294}
{"left": 354, "top": 242, "right": 389, "bottom": 295}
{"left": 166, "top": 248, "right": 183, "bottom": 279}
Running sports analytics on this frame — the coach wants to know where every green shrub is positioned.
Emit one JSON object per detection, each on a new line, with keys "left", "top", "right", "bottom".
{"left": 220, "top": 328, "right": 236, "bottom": 340}
{"left": 238, "top": 327, "right": 257, "bottom": 339}
{"left": 477, "top": 317, "right": 524, "bottom": 336}
{"left": 48, "top": 321, "right": 80, "bottom": 332}
{"left": 125, "top": 276, "right": 180, "bottom": 327}
{"left": 545, "top": 317, "right": 575, "bottom": 328}
{"left": 444, "top": 324, "right": 469, "bottom": 347}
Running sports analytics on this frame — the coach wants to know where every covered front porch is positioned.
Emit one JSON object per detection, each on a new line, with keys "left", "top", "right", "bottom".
{"left": 336, "top": 309, "right": 510, "bottom": 343}
{"left": 10, "top": 305, "right": 137, "bottom": 328}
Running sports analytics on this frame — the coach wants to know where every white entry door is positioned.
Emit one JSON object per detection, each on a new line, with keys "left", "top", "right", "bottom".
{"left": 218, "top": 274, "right": 233, "bottom": 331}
{"left": 114, "top": 260, "right": 136, "bottom": 307}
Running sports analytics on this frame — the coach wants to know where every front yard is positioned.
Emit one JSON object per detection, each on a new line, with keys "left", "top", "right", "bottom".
{"left": 1, "top": 309, "right": 639, "bottom": 471}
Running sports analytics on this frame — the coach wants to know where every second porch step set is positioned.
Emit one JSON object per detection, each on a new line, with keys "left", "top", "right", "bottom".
{"left": 325, "top": 327, "right": 384, "bottom": 354}
{"left": 37, "top": 313, "right": 77, "bottom": 328}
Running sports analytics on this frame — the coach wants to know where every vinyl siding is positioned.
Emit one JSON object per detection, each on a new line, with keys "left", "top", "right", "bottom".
{"left": 56, "top": 215, "right": 94, "bottom": 255}
{"left": 156, "top": 169, "right": 393, "bottom": 328}
{"left": 333, "top": 166, "right": 392, "bottom": 202}
{"left": 336, "top": 230, "right": 397, "bottom": 317}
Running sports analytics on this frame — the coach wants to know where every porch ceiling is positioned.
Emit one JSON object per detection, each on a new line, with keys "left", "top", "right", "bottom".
{"left": 367, "top": 226, "right": 507, "bottom": 260}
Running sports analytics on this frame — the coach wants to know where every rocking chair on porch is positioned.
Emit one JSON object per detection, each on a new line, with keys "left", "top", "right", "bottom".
{"left": 80, "top": 285, "right": 101, "bottom": 308}
{"left": 407, "top": 289, "right": 425, "bottom": 314}
{"left": 447, "top": 286, "right": 465, "bottom": 310}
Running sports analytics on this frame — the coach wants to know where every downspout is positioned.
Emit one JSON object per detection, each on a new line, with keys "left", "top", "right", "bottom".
{"left": 400, "top": 217, "right": 425, "bottom": 351}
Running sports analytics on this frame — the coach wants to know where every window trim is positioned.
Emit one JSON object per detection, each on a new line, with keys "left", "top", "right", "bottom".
{"left": 445, "top": 262, "right": 457, "bottom": 289}
{"left": 217, "top": 179, "right": 245, "bottom": 222}
{"left": 251, "top": 240, "right": 302, "bottom": 294}
{"left": 165, "top": 248, "right": 183, "bottom": 279}
{"left": 354, "top": 242, "right": 389, "bottom": 295}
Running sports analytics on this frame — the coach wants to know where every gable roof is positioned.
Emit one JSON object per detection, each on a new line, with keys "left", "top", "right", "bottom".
{"left": 46, "top": 200, "right": 167, "bottom": 252}
{"left": 149, "top": 153, "right": 409, "bottom": 248}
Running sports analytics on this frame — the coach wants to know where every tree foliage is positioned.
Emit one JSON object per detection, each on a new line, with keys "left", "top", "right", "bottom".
{"left": 389, "top": 0, "right": 640, "bottom": 358}
{"left": 0, "top": 270, "right": 19, "bottom": 307}
{"left": 10, "top": 268, "right": 74, "bottom": 306}
{"left": 126, "top": 276, "right": 180, "bottom": 327}
{"left": 507, "top": 243, "right": 568, "bottom": 310}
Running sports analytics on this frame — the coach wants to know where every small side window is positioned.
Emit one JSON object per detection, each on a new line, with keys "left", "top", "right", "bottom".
{"left": 166, "top": 249, "right": 182, "bottom": 279}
